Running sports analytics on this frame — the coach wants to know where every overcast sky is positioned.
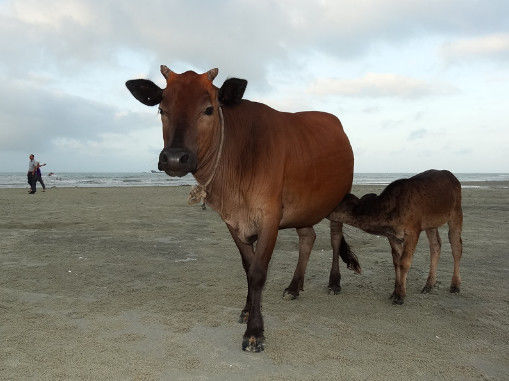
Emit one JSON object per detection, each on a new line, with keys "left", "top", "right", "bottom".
{"left": 1, "top": 0, "right": 508, "bottom": 173}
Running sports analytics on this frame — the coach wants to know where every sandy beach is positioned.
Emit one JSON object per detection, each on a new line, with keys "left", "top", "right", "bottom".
{"left": 1, "top": 184, "right": 508, "bottom": 380}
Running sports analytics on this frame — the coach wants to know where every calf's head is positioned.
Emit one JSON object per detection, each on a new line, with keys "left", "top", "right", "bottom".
{"left": 331, "top": 193, "right": 360, "bottom": 220}
{"left": 126, "top": 66, "right": 247, "bottom": 177}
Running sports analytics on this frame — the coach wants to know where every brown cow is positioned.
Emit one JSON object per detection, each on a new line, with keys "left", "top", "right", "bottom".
{"left": 329, "top": 170, "right": 463, "bottom": 305}
{"left": 126, "top": 66, "right": 359, "bottom": 352}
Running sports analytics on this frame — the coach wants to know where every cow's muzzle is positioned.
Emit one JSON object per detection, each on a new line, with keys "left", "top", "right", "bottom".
{"left": 158, "top": 147, "right": 197, "bottom": 177}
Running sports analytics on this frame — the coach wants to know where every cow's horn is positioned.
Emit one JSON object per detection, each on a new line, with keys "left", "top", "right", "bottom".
{"left": 161, "top": 65, "right": 174, "bottom": 79}
{"left": 206, "top": 68, "right": 218, "bottom": 81}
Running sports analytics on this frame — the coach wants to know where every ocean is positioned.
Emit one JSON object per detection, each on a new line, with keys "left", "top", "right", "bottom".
{"left": 1, "top": 172, "right": 508, "bottom": 189}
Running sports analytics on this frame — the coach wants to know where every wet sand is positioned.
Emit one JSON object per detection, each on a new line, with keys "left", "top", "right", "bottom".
{"left": 1, "top": 185, "right": 508, "bottom": 379}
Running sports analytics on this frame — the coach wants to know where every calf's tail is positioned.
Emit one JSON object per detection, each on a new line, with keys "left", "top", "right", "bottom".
{"left": 340, "top": 236, "right": 361, "bottom": 274}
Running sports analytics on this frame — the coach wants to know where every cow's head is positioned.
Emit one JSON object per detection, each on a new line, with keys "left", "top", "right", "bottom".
{"left": 126, "top": 66, "right": 247, "bottom": 177}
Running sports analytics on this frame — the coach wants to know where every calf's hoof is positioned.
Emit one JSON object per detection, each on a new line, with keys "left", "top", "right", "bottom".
{"left": 421, "top": 284, "right": 434, "bottom": 294}
{"left": 242, "top": 335, "right": 265, "bottom": 352}
{"left": 449, "top": 285, "right": 460, "bottom": 293}
{"left": 238, "top": 311, "right": 249, "bottom": 324}
{"left": 328, "top": 283, "right": 341, "bottom": 295}
{"left": 390, "top": 292, "right": 404, "bottom": 305}
{"left": 283, "top": 287, "right": 299, "bottom": 300}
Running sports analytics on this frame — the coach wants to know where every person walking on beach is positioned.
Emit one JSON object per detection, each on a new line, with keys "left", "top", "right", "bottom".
{"left": 27, "top": 154, "right": 37, "bottom": 194}
{"left": 35, "top": 161, "right": 47, "bottom": 192}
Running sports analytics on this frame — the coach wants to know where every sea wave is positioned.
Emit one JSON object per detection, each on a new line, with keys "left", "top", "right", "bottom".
{"left": 0, "top": 172, "right": 508, "bottom": 189}
{"left": 0, "top": 172, "right": 197, "bottom": 188}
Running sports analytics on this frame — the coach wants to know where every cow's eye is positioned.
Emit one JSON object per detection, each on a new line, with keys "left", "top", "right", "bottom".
{"left": 204, "top": 106, "right": 214, "bottom": 115}
{"left": 158, "top": 107, "right": 164, "bottom": 115}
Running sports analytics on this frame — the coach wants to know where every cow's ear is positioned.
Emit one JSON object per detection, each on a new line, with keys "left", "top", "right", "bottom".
{"left": 219, "top": 78, "right": 247, "bottom": 105}
{"left": 125, "top": 79, "right": 163, "bottom": 106}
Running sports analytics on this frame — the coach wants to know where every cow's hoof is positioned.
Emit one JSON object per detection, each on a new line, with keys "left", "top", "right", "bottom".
{"left": 238, "top": 311, "right": 249, "bottom": 324}
{"left": 242, "top": 335, "right": 265, "bottom": 352}
{"left": 421, "top": 284, "right": 434, "bottom": 294}
{"left": 283, "top": 287, "right": 299, "bottom": 299}
{"left": 449, "top": 285, "right": 460, "bottom": 293}
{"left": 328, "top": 283, "right": 341, "bottom": 295}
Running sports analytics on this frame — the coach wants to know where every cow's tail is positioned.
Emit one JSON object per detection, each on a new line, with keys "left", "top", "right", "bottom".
{"left": 339, "top": 236, "right": 361, "bottom": 274}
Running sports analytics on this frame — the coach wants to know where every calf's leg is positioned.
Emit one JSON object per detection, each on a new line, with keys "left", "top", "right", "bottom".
{"left": 328, "top": 221, "right": 360, "bottom": 294}
{"left": 328, "top": 220, "right": 343, "bottom": 294}
{"left": 388, "top": 238, "right": 402, "bottom": 301}
{"left": 226, "top": 224, "right": 254, "bottom": 323}
{"left": 392, "top": 232, "right": 419, "bottom": 305}
{"left": 422, "top": 228, "right": 441, "bottom": 293}
{"left": 243, "top": 220, "right": 279, "bottom": 352}
{"left": 448, "top": 210, "right": 463, "bottom": 293}
{"left": 284, "top": 226, "right": 316, "bottom": 299}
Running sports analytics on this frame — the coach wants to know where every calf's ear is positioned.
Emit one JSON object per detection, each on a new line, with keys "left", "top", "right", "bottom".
{"left": 125, "top": 79, "right": 163, "bottom": 106}
{"left": 219, "top": 78, "right": 247, "bottom": 105}
{"left": 343, "top": 193, "right": 360, "bottom": 205}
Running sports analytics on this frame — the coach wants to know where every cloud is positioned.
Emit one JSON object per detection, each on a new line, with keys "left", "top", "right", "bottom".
{"left": 441, "top": 34, "right": 509, "bottom": 62}
{"left": 408, "top": 128, "right": 428, "bottom": 140}
{"left": 0, "top": 77, "right": 157, "bottom": 152}
{"left": 0, "top": 0, "right": 508, "bottom": 172}
{"left": 52, "top": 129, "right": 161, "bottom": 157}
{"left": 1, "top": 0, "right": 508, "bottom": 87}
{"left": 309, "top": 73, "right": 456, "bottom": 99}
{"left": 454, "top": 148, "right": 472, "bottom": 155}
{"left": 10, "top": 0, "right": 92, "bottom": 28}
{"left": 381, "top": 118, "right": 404, "bottom": 129}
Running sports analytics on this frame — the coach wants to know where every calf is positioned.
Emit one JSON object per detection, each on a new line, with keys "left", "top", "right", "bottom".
{"left": 329, "top": 170, "right": 463, "bottom": 304}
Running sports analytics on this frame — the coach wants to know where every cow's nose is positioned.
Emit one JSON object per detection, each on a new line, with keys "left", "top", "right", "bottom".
{"left": 158, "top": 150, "right": 168, "bottom": 171}
{"left": 158, "top": 147, "right": 197, "bottom": 176}
{"left": 180, "top": 154, "right": 189, "bottom": 164}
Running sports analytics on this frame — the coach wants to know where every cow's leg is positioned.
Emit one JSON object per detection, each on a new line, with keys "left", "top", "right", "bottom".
{"left": 242, "top": 220, "right": 279, "bottom": 352}
{"left": 422, "top": 228, "right": 441, "bottom": 293}
{"left": 328, "top": 220, "right": 343, "bottom": 294}
{"left": 283, "top": 226, "right": 316, "bottom": 299}
{"left": 226, "top": 224, "right": 254, "bottom": 323}
{"left": 388, "top": 237, "right": 402, "bottom": 301}
{"left": 448, "top": 209, "right": 463, "bottom": 293}
{"left": 392, "top": 232, "right": 419, "bottom": 305}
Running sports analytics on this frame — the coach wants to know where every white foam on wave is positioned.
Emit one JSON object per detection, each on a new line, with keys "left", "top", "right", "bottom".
{"left": 174, "top": 257, "right": 197, "bottom": 263}
{"left": 0, "top": 172, "right": 197, "bottom": 188}
{"left": 1, "top": 172, "right": 508, "bottom": 189}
